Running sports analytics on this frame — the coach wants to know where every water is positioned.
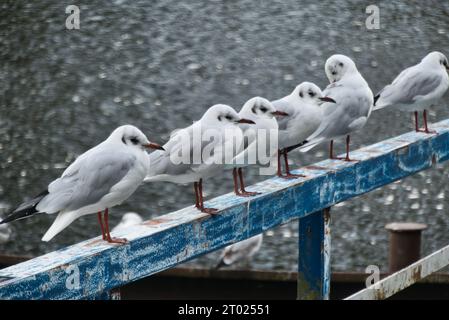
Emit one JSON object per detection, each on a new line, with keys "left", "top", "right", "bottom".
{"left": 1, "top": 0, "right": 449, "bottom": 272}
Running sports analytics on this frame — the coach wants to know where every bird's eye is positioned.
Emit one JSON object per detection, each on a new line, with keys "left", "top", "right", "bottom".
{"left": 308, "top": 91, "right": 315, "bottom": 97}
{"left": 260, "top": 106, "right": 268, "bottom": 112}
{"left": 225, "top": 115, "right": 233, "bottom": 121}
{"left": 299, "top": 92, "right": 303, "bottom": 98}
{"left": 130, "top": 137, "right": 139, "bottom": 145}
{"left": 338, "top": 62, "right": 344, "bottom": 67}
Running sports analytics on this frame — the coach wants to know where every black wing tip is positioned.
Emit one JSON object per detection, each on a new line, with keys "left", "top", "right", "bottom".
{"left": 1, "top": 190, "right": 49, "bottom": 224}
{"left": 373, "top": 93, "right": 380, "bottom": 106}
{"left": 214, "top": 259, "right": 226, "bottom": 270}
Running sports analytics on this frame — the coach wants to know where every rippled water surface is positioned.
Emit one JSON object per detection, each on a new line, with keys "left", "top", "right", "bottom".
{"left": 1, "top": 1, "right": 449, "bottom": 272}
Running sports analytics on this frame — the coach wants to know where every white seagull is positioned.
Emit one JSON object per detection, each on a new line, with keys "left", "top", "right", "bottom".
{"left": 373, "top": 51, "right": 449, "bottom": 133}
{"left": 272, "top": 82, "right": 335, "bottom": 178}
{"left": 145, "top": 104, "right": 255, "bottom": 213}
{"left": 230, "top": 97, "right": 287, "bottom": 196}
{"left": 0, "top": 125, "right": 163, "bottom": 244}
{"left": 111, "top": 212, "right": 143, "bottom": 233}
{"left": 215, "top": 234, "right": 263, "bottom": 269}
{"left": 300, "top": 55, "right": 374, "bottom": 161}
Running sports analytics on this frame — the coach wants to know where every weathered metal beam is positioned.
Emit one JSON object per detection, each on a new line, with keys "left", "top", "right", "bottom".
{"left": 297, "top": 209, "right": 331, "bottom": 300}
{"left": 345, "top": 243, "right": 449, "bottom": 300}
{"left": 1, "top": 119, "right": 449, "bottom": 299}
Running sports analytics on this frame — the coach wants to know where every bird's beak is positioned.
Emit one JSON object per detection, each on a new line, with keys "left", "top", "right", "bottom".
{"left": 237, "top": 118, "right": 256, "bottom": 124}
{"left": 271, "top": 110, "right": 289, "bottom": 117}
{"left": 144, "top": 142, "right": 165, "bottom": 151}
{"left": 319, "top": 96, "right": 336, "bottom": 103}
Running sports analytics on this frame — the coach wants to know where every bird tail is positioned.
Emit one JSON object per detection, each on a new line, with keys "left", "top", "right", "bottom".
{"left": 0, "top": 190, "right": 48, "bottom": 224}
{"left": 299, "top": 138, "right": 325, "bottom": 153}
{"left": 41, "top": 211, "right": 78, "bottom": 242}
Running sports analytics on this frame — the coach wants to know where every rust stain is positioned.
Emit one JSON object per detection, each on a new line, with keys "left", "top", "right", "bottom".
{"left": 143, "top": 218, "right": 171, "bottom": 226}
{"left": 411, "top": 265, "right": 422, "bottom": 282}
{"left": 374, "top": 289, "right": 386, "bottom": 300}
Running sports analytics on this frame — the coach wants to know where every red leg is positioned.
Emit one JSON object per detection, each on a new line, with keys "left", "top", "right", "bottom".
{"left": 276, "top": 149, "right": 283, "bottom": 177}
{"left": 329, "top": 140, "right": 336, "bottom": 159}
{"left": 282, "top": 150, "right": 305, "bottom": 179}
{"left": 194, "top": 181, "right": 200, "bottom": 209}
{"left": 198, "top": 179, "right": 218, "bottom": 214}
{"left": 422, "top": 110, "right": 436, "bottom": 134}
{"left": 414, "top": 111, "right": 419, "bottom": 132}
{"left": 238, "top": 168, "right": 259, "bottom": 196}
{"left": 104, "top": 208, "right": 128, "bottom": 244}
{"left": 97, "top": 211, "right": 106, "bottom": 240}
{"left": 232, "top": 168, "right": 241, "bottom": 196}
{"left": 344, "top": 135, "right": 351, "bottom": 161}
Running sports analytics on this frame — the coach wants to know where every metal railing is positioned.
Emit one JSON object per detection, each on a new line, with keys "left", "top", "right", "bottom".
{"left": 1, "top": 119, "right": 449, "bottom": 300}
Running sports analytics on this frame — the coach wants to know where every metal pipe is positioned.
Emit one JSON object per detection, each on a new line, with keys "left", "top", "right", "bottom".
{"left": 385, "top": 222, "right": 427, "bottom": 273}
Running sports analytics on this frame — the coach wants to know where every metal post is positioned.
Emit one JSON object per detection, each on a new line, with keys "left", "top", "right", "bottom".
{"left": 297, "top": 208, "right": 331, "bottom": 300}
{"left": 385, "top": 222, "right": 427, "bottom": 273}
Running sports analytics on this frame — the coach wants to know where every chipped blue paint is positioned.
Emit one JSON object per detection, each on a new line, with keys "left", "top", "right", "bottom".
{"left": 297, "top": 209, "right": 331, "bottom": 300}
{"left": 1, "top": 120, "right": 449, "bottom": 299}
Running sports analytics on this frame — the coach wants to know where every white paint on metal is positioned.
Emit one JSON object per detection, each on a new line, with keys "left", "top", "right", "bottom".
{"left": 345, "top": 243, "right": 449, "bottom": 300}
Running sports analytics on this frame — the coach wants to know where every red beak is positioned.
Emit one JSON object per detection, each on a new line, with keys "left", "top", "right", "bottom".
{"left": 271, "top": 110, "right": 289, "bottom": 117}
{"left": 144, "top": 142, "right": 165, "bottom": 151}
{"left": 237, "top": 118, "right": 256, "bottom": 124}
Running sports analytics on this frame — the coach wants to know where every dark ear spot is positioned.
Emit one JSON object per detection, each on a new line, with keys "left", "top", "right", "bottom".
{"left": 121, "top": 136, "right": 126, "bottom": 144}
{"left": 251, "top": 105, "right": 257, "bottom": 114}
{"left": 218, "top": 115, "right": 222, "bottom": 121}
{"left": 338, "top": 62, "right": 344, "bottom": 67}
{"left": 299, "top": 91, "right": 303, "bottom": 98}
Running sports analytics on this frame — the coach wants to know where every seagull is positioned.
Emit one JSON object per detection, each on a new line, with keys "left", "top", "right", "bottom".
{"left": 230, "top": 97, "right": 287, "bottom": 196}
{"left": 145, "top": 104, "right": 255, "bottom": 213}
{"left": 0, "top": 223, "right": 12, "bottom": 244}
{"left": 373, "top": 51, "right": 449, "bottom": 133}
{"left": 300, "top": 55, "right": 374, "bottom": 161}
{"left": 215, "top": 234, "right": 263, "bottom": 269}
{"left": 0, "top": 125, "right": 164, "bottom": 244}
{"left": 272, "top": 82, "right": 336, "bottom": 178}
{"left": 111, "top": 212, "right": 143, "bottom": 233}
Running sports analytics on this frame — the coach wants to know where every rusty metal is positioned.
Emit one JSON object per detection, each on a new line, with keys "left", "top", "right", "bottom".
{"left": 385, "top": 222, "right": 427, "bottom": 272}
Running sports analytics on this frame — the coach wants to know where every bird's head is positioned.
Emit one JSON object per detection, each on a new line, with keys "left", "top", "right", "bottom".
{"left": 423, "top": 51, "right": 449, "bottom": 71}
{"left": 110, "top": 125, "right": 164, "bottom": 151}
{"left": 325, "top": 54, "right": 358, "bottom": 83}
{"left": 203, "top": 104, "right": 256, "bottom": 126}
{"left": 294, "top": 82, "right": 336, "bottom": 105}
{"left": 241, "top": 97, "right": 285, "bottom": 120}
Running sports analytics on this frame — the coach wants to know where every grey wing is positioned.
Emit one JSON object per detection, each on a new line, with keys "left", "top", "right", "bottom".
{"left": 271, "top": 98, "right": 296, "bottom": 131}
{"left": 378, "top": 67, "right": 443, "bottom": 105}
{"left": 37, "top": 150, "right": 136, "bottom": 213}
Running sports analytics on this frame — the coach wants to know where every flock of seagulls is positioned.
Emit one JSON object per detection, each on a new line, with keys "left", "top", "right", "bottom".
{"left": 0, "top": 52, "right": 448, "bottom": 260}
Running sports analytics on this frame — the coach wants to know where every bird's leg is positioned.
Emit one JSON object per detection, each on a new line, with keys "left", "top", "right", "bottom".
{"left": 422, "top": 110, "right": 437, "bottom": 134}
{"left": 232, "top": 168, "right": 241, "bottom": 196}
{"left": 104, "top": 208, "right": 128, "bottom": 244}
{"left": 276, "top": 149, "right": 284, "bottom": 177}
{"left": 194, "top": 181, "right": 200, "bottom": 209}
{"left": 198, "top": 179, "right": 218, "bottom": 214}
{"left": 334, "top": 136, "right": 356, "bottom": 161}
{"left": 329, "top": 140, "right": 336, "bottom": 159}
{"left": 414, "top": 111, "right": 420, "bottom": 132}
{"left": 238, "top": 167, "right": 259, "bottom": 196}
{"left": 282, "top": 150, "right": 305, "bottom": 179}
{"left": 97, "top": 211, "right": 106, "bottom": 240}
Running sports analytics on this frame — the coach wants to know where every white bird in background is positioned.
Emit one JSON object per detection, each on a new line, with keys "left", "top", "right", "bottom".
{"left": 272, "top": 82, "right": 335, "bottom": 178}
{"left": 0, "top": 223, "right": 12, "bottom": 244}
{"left": 230, "top": 97, "right": 288, "bottom": 196}
{"left": 111, "top": 212, "right": 143, "bottom": 233}
{"left": 373, "top": 51, "right": 449, "bottom": 133}
{"left": 0, "top": 125, "right": 163, "bottom": 244}
{"left": 145, "top": 104, "right": 255, "bottom": 213}
{"left": 215, "top": 234, "right": 263, "bottom": 269}
{"left": 300, "top": 55, "right": 374, "bottom": 161}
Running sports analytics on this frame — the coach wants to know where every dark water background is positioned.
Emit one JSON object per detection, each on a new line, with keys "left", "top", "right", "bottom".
{"left": 1, "top": 0, "right": 449, "bottom": 272}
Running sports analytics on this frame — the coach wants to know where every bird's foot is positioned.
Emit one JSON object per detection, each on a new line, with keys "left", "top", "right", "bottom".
{"left": 237, "top": 190, "right": 260, "bottom": 197}
{"left": 417, "top": 128, "right": 437, "bottom": 134}
{"left": 280, "top": 173, "right": 306, "bottom": 179}
{"left": 106, "top": 237, "right": 128, "bottom": 244}
{"left": 201, "top": 207, "right": 219, "bottom": 215}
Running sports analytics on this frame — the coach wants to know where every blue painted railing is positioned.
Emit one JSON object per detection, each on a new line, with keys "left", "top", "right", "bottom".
{"left": 1, "top": 119, "right": 449, "bottom": 300}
